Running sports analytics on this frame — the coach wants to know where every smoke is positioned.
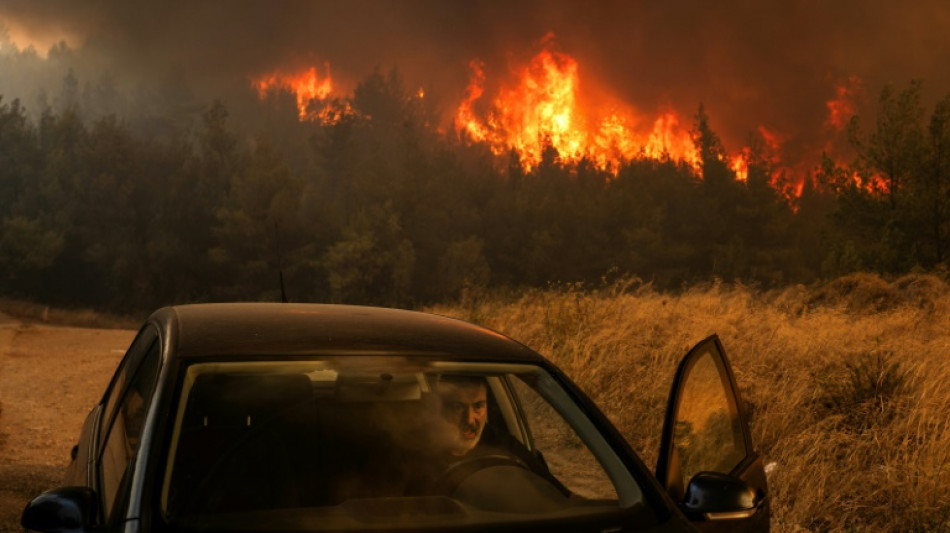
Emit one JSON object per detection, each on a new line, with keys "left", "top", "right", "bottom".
{"left": 1, "top": 0, "right": 950, "bottom": 157}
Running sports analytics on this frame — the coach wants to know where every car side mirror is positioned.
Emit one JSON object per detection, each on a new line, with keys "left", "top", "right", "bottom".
{"left": 21, "top": 486, "right": 99, "bottom": 533}
{"left": 681, "top": 471, "right": 762, "bottom": 520}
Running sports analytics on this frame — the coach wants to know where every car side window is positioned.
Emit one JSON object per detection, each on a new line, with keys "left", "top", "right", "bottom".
{"left": 99, "top": 326, "right": 160, "bottom": 447}
{"left": 508, "top": 376, "right": 618, "bottom": 501}
{"left": 99, "top": 336, "right": 161, "bottom": 522}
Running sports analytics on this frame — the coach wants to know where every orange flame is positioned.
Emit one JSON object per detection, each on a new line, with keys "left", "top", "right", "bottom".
{"left": 730, "top": 127, "right": 786, "bottom": 186}
{"left": 731, "top": 151, "right": 750, "bottom": 182}
{"left": 455, "top": 37, "right": 698, "bottom": 173}
{"left": 316, "top": 100, "right": 356, "bottom": 125}
{"left": 456, "top": 60, "right": 491, "bottom": 143}
{"left": 643, "top": 113, "right": 699, "bottom": 166}
{"left": 451, "top": 37, "right": 872, "bottom": 205}
{"left": 253, "top": 63, "right": 334, "bottom": 120}
{"left": 851, "top": 170, "right": 889, "bottom": 193}
{"left": 825, "top": 75, "right": 862, "bottom": 131}
{"left": 248, "top": 40, "right": 869, "bottom": 205}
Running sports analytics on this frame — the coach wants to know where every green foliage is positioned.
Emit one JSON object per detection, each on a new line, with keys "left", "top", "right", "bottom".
{"left": 323, "top": 202, "right": 415, "bottom": 306}
{"left": 211, "top": 138, "right": 305, "bottom": 301}
{"left": 856, "top": 80, "right": 925, "bottom": 209}
{"left": 840, "top": 81, "right": 950, "bottom": 274}
{"left": 691, "top": 104, "right": 728, "bottom": 184}
{"left": 0, "top": 70, "right": 948, "bottom": 313}
{"left": 923, "top": 92, "right": 950, "bottom": 264}
{"left": 0, "top": 215, "right": 63, "bottom": 278}
{"left": 0, "top": 97, "right": 39, "bottom": 214}
{"left": 437, "top": 237, "right": 491, "bottom": 299}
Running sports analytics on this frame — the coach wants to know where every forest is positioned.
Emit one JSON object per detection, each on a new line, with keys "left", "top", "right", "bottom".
{"left": 1, "top": 68, "right": 949, "bottom": 313}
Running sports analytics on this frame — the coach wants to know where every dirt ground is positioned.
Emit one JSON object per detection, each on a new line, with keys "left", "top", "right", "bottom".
{"left": 0, "top": 313, "right": 133, "bottom": 532}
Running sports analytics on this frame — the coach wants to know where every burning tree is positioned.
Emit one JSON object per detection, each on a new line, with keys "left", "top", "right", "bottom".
{"left": 827, "top": 81, "right": 950, "bottom": 273}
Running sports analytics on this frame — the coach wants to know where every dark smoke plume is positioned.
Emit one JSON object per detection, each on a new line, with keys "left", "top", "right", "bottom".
{"left": 2, "top": 0, "right": 950, "bottom": 156}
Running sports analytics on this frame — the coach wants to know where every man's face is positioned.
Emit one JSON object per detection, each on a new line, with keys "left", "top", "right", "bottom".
{"left": 437, "top": 380, "right": 488, "bottom": 456}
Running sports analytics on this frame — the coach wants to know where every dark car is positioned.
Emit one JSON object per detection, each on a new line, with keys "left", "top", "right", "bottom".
{"left": 21, "top": 303, "right": 769, "bottom": 532}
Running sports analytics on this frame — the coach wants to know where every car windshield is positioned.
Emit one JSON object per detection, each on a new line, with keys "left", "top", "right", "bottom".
{"left": 161, "top": 357, "right": 645, "bottom": 531}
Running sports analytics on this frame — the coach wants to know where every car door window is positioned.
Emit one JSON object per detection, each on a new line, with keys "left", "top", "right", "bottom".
{"left": 509, "top": 376, "right": 618, "bottom": 501}
{"left": 672, "top": 349, "right": 747, "bottom": 484}
{"left": 99, "top": 336, "right": 161, "bottom": 521}
{"left": 99, "top": 326, "right": 160, "bottom": 447}
{"left": 657, "top": 335, "right": 751, "bottom": 498}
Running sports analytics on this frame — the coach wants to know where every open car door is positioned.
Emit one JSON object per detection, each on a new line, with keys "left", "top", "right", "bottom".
{"left": 655, "top": 335, "right": 769, "bottom": 532}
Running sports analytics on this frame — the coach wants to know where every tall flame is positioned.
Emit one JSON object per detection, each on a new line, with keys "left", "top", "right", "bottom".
{"left": 248, "top": 42, "right": 881, "bottom": 202}
{"left": 253, "top": 63, "right": 334, "bottom": 120}
{"left": 456, "top": 60, "right": 491, "bottom": 143}
{"left": 730, "top": 127, "right": 783, "bottom": 185}
{"left": 454, "top": 37, "right": 698, "bottom": 173}
{"left": 731, "top": 150, "right": 750, "bottom": 182}
{"left": 643, "top": 113, "right": 699, "bottom": 166}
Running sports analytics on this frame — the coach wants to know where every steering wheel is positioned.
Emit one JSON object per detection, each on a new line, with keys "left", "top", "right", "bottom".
{"left": 434, "top": 453, "right": 530, "bottom": 495}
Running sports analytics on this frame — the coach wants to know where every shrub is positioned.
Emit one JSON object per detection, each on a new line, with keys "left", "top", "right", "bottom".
{"left": 806, "top": 272, "right": 899, "bottom": 313}
{"left": 815, "top": 350, "right": 910, "bottom": 430}
{"left": 891, "top": 273, "right": 949, "bottom": 311}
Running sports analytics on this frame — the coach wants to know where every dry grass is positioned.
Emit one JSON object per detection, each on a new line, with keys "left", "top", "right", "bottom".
{"left": 429, "top": 273, "right": 950, "bottom": 532}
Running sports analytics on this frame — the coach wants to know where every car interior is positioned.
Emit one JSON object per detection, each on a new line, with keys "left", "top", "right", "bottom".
{"left": 161, "top": 360, "right": 642, "bottom": 529}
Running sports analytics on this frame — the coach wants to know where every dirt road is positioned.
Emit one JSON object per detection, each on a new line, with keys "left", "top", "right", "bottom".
{"left": 0, "top": 315, "right": 133, "bottom": 532}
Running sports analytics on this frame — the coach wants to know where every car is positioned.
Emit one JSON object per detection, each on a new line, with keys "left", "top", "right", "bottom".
{"left": 21, "top": 303, "right": 769, "bottom": 533}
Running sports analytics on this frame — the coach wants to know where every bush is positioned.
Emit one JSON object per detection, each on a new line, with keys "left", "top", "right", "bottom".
{"left": 806, "top": 272, "right": 899, "bottom": 313}
{"left": 891, "top": 273, "right": 949, "bottom": 311}
{"left": 815, "top": 350, "right": 910, "bottom": 430}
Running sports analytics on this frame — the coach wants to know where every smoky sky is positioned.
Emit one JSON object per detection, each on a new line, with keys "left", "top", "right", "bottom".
{"left": 2, "top": 0, "right": 950, "bottom": 157}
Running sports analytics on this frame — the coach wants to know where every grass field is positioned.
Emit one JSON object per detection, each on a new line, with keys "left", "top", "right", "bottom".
{"left": 2, "top": 272, "right": 947, "bottom": 531}
{"left": 430, "top": 272, "right": 950, "bottom": 532}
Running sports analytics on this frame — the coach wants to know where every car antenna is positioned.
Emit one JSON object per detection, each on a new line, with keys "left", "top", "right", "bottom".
{"left": 275, "top": 222, "right": 289, "bottom": 303}
{"left": 279, "top": 270, "right": 288, "bottom": 303}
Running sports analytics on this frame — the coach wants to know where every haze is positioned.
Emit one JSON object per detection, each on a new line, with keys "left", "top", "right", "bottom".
{"left": 2, "top": 0, "right": 950, "bottom": 155}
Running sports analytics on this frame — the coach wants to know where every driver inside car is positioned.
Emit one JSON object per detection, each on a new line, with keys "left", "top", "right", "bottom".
{"left": 404, "top": 375, "right": 570, "bottom": 501}
{"left": 433, "top": 375, "right": 490, "bottom": 456}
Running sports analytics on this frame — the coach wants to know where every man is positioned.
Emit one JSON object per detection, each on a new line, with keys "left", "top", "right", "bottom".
{"left": 413, "top": 374, "right": 511, "bottom": 495}
{"left": 433, "top": 375, "right": 489, "bottom": 456}
{"left": 422, "top": 374, "right": 571, "bottom": 506}
{"left": 387, "top": 375, "right": 490, "bottom": 495}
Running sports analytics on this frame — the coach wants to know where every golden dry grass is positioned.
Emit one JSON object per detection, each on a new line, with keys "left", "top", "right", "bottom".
{"left": 429, "top": 273, "right": 950, "bottom": 532}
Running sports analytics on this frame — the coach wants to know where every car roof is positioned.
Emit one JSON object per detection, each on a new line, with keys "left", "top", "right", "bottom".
{"left": 150, "top": 303, "right": 545, "bottom": 363}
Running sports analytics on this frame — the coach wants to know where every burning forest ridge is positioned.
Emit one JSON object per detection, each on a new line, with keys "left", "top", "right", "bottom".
{"left": 249, "top": 34, "right": 876, "bottom": 199}
{"left": 253, "top": 63, "right": 334, "bottom": 121}
{"left": 2, "top": 2, "right": 950, "bottom": 313}
{"left": 452, "top": 38, "right": 701, "bottom": 174}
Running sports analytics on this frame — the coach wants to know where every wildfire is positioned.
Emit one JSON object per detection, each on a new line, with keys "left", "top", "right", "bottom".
{"left": 248, "top": 39, "right": 876, "bottom": 203}
{"left": 729, "top": 127, "right": 785, "bottom": 185}
{"left": 253, "top": 63, "right": 334, "bottom": 120}
{"left": 850, "top": 170, "right": 889, "bottom": 193}
{"left": 454, "top": 36, "right": 698, "bottom": 173}
{"left": 731, "top": 151, "right": 750, "bottom": 182}
{"left": 643, "top": 113, "right": 699, "bottom": 167}
{"left": 826, "top": 76, "right": 863, "bottom": 131}
{"left": 456, "top": 60, "right": 491, "bottom": 143}
{"left": 450, "top": 36, "right": 884, "bottom": 204}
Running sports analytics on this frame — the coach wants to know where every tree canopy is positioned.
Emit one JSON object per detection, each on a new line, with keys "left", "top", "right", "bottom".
{"left": 0, "top": 75, "right": 947, "bottom": 313}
